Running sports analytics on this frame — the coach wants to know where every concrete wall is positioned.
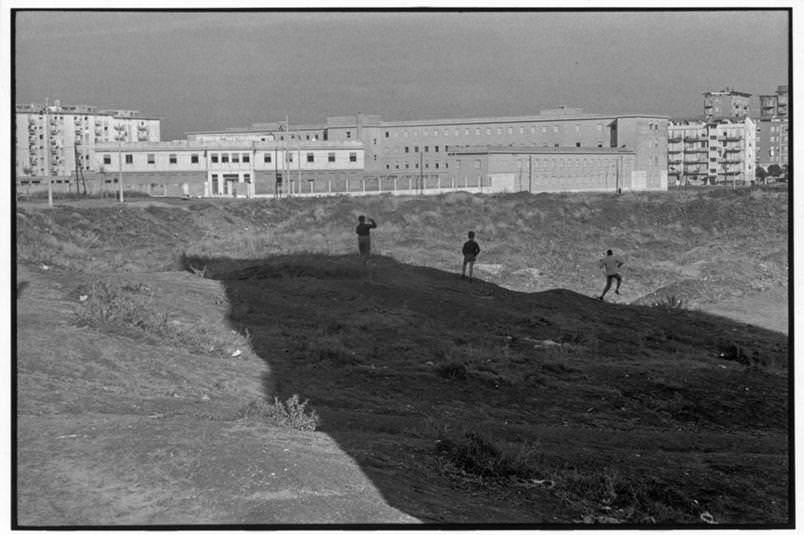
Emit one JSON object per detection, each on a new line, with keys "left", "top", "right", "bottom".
{"left": 483, "top": 152, "right": 636, "bottom": 193}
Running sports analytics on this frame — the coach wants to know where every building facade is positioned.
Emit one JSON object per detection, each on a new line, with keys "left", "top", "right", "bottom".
{"left": 448, "top": 146, "right": 636, "bottom": 193}
{"left": 17, "top": 102, "right": 670, "bottom": 196}
{"left": 703, "top": 89, "right": 752, "bottom": 121}
{"left": 94, "top": 139, "right": 365, "bottom": 197}
{"left": 755, "top": 85, "right": 789, "bottom": 172}
{"left": 667, "top": 118, "right": 756, "bottom": 185}
{"left": 191, "top": 107, "right": 669, "bottom": 193}
{"left": 758, "top": 85, "right": 788, "bottom": 119}
{"left": 15, "top": 101, "right": 161, "bottom": 184}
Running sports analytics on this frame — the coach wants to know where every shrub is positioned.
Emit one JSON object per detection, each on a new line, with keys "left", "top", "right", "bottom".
{"left": 650, "top": 295, "right": 687, "bottom": 311}
{"left": 435, "top": 431, "right": 536, "bottom": 479}
{"left": 239, "top": 394, "right": 320, "bottom": 431}
{"left": 76, "top": 279, "right": 170, "bottom": 336}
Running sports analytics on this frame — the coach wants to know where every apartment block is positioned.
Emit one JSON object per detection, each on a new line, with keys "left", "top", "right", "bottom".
{"left": 15, "top": 100, "right": 161, "bottom": 183}
{"left": 758, "top": 85, "right": 788, "bottom": 119}
{"left": 703, "top": 89, "right": 752, "bottom": 121}
{"left": 667, "top": 118, "right": 756, "bottom": 185}
{"left": 755, "top": 85, "right": 789, "bottom": 172}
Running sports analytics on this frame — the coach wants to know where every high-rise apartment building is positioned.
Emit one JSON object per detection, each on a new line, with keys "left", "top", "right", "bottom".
{"left": 15, "top": 101, "right": 161, "bottom": 183}
{"left": 667, "top": 118, "right": 756, "bottom": 185}
{"left": 755, "top": 85, "right": 789, "bottom": 172}
{"left": 703, "top": 89, "right": 752, "bottom": 121}
{"left": 759, "top": 85, "right": 788, "bottom": 119}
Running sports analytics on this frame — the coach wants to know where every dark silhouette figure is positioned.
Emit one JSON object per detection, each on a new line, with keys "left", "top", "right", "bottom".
{"left": 598, "top": 249, "right": 623, "bottom": 301}
{"left": 461, "top": 231, "right": 480, "bottom": 281}
{"left": 355, "top": 215, "right": 378, "bottom": 264}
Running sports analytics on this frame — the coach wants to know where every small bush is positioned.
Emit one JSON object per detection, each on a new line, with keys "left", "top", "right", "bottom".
{"left": 77, "top": 279, "right": 170, "bottom": 336}
{"left": 557, "top": 470, "right": 702, "bottom": 523}
{"left": 651, "top": 295, "right": 687, "bottom": 311}
{"left": 435, "top": 431, "right": 536, "bottom": 479}
{"left": 239, "top": 394, "right": 320, "bottom": 431}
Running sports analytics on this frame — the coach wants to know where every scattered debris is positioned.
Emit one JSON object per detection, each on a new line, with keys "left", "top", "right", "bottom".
{"left": 700, "top": 512, "right": 717, "bottom": 524}
{"left": 231, "top": 349, "right": 242, "bottom": 357}
{"left": 40, "top": 264, "right": 49, "bottom": 271}
{"left": 79, "top": 295, "right": 88, "bottom": 302}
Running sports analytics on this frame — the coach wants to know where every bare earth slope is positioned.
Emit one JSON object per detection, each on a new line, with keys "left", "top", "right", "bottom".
{"left": 15, "top": 188, "right": 790, "bottom": 526}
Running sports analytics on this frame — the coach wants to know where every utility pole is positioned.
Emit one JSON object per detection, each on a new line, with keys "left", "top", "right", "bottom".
{"left": 44, "top": 98, "right": 53, "bottom": 208}
{"left": 419, "top": 149, "right": 423, "bottom": 194}
{"left": 117, "top": 135, "right": 124, "bottom": 203}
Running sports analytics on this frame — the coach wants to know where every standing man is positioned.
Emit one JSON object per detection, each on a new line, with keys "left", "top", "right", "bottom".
{"left": 356, "top": 215, "right": 378, "bottom": 263}
{"left": 598, "top": 249, "right": 624, "bottom": 301}
{"left": 461, "top": 231, "right": 480, "bottom": 281}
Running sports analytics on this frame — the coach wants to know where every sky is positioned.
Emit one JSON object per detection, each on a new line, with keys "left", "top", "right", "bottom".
{"left": 14, "top": 9, "right": 790, "bottom": 141}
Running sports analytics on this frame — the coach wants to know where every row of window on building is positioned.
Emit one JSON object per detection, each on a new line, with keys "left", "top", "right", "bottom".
{"left": 375, "top": 121, "right": 662, "bottom": 141}
{"left": 100, "top": 151, "right": 360, "bottom": 166}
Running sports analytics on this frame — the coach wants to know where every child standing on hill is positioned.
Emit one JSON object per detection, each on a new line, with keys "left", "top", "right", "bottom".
{"left": 356, "top": 215, "right": 378, "bottom": 264}
{"left": 598, "top": 249, "right": 624, "bottom": 301}
{"left": 461, "top": 231, "right": 480, "bottom": 281}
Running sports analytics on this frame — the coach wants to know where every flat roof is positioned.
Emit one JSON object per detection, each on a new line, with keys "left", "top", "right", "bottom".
{"left": 186, "top": 111, "right": 671, "bottom": 136}
{"left": 449, "top": 145, "right": 635, "bottom": 155}
{"left": 376, "top": 113, "right": 669, "bottom": 128}
{"left": 95, "top": 139, "right": 364, "bottom": 152}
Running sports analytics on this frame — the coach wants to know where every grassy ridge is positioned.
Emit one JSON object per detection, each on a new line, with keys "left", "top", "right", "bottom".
{"left": 17, "top": 188, "right": 788, "bottom": 308}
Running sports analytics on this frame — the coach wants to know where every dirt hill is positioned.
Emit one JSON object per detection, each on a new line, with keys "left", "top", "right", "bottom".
{"left": 15, "top": 188, "right": 790, "bottom": 526}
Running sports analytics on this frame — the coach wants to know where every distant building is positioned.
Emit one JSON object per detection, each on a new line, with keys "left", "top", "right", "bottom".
{"left": 17, "top": 102, "right": 669, "bottom": 196}
{"left": 15, "top": 101, "right": 161, "bottom": 184}
{"left": 667, "top": 118, "right": 756, "bottom": 185}
{"left": 758, "top": 85, "right": 788, "bottom": 119}
{"left": 754, "top": 119, "right": 788, "bottom": 172}
{"left": 93, "top": 139, "right": 365, "bottom": 198}
{"left": 192, "top": 107, "right": 669, "bottom": 194}
{"left": 755, "top": 85, "right": 789, "bottom": 172}
{"left": 703, "top": 89, "right": 752, "bottom": 121}
{"left": 447, "top": 146, "right": 637, "bottom": 193}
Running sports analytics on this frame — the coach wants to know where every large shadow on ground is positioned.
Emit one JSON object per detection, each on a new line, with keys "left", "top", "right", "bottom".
{"left": 180, "top": 252, "right": 790, "bottom": 526}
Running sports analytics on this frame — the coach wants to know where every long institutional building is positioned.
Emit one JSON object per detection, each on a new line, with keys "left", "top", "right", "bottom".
{"left": 14, "top": 88, "right": 786, "bottom": 198}
{"left": 16, "top": 102, "right": 669, "bottom": 197}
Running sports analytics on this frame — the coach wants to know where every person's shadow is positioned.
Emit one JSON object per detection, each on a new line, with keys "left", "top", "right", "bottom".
{"left": 180, "top": 252, "right": 790, "bottom": 525}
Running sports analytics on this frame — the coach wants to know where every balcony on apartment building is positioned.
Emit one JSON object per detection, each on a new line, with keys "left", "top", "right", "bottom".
{"left": 684, "top": 136, "right": 706, "bottom": 143}
{"left": 722, "top": 135, "right": 742, "bottom": 142}
{"left": 668, "top": 148, "right": 682, "bottom": 154}
{"left": 668, "top": 136, "right": 682, "bottom": 143}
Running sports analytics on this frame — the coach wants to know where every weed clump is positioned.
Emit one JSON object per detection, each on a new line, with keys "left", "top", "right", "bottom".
{"left": 650, "top": 295, "right": 687, "bottom": 311}
{"left": 76, "top": 279, "right": 170, "bottom": 336}
{"left": 239, "top": 394, "right": 320, "bottom": 431}
{"left": 435, "top": 431, "right": 535, "bottom": 479}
